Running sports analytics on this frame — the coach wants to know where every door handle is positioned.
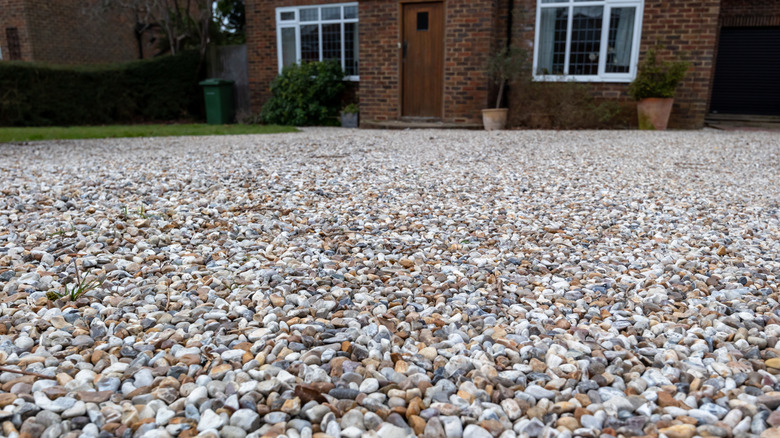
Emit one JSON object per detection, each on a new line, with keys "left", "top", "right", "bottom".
{"left": 403, "top": 41, "right": 408, "bottom": 59}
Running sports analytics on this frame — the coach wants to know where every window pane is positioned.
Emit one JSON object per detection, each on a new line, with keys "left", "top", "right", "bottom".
{"left": 569, "top": 6, "right": 603, "bottom": 75}
{"left": 6, "top": 27, "right": 22, "bottom": 60}
{"left": 322, "top": 6, "right": 341, "bottom": 20}
{"left": 281, "top": 28, "right": 297, "bottom": 67}
{"left": 300, "top": 8, "right": 318, "bottom": 22}
{"left": 606, "top": 7, "right": 635, "bottom": 73}
{"left": 417, "top": 12, "right": 429, "bottom": 31}
{"left": 277, "top": 5, "right": 361, "bottom": 77}
{"left": 301, "top": 24, "right": 320, "bottom": 61}
{"left": 322, "top": 23, "right": 341, "bottom": 62}
{"left": 345, "top": 22, "right": 358, "bottom": 75}
{"left": 537, "top": 7, "right": 567, "bottom": 75}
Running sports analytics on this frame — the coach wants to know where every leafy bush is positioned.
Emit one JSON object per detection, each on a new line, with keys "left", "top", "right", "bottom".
{"left": 260, "top": 60, "right": 345, "bottom": 126}
{"left": 342, "top": 103, "right": 359, "bottom": 114}
{"left": 0, "top": 51, "right": 202, "bottom": 127}
{"left": 628, "top": 48, "right": 690, "bottom": 100}
{"left": 510, "top": 79, "right": 626, "bottom": 129}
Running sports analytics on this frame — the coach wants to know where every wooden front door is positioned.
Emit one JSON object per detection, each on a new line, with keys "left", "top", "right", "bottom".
{"left": 402, "top": 2, "right": 444, "bottom": 118}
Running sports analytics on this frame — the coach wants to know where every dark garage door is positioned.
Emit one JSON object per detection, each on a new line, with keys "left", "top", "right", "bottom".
{"left": 710, "top": 27, "right": 780, "bottom": 116}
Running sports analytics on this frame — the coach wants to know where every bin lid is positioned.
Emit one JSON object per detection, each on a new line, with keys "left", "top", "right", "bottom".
{"left": 199, "top": 78, "right": 235, "bottom": 86}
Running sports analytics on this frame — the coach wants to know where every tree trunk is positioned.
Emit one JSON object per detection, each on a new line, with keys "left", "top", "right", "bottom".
{"left": 199, "top": 0, "right": 211, "bottom": 59}
{"left": 495, "top": 79, "right": 506, "bottom": 109}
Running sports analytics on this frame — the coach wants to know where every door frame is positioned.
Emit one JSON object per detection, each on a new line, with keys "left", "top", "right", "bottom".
{"left": 398, "top": 0, "right": 446, "bottom": 120}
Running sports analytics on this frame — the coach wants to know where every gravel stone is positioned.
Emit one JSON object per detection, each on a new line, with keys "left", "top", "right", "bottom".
{"left": 376, "top": 423, "right": 409, "bottom": 438}
{"left": 1, "top": 129, "right": 779, "bottom": 438}
{"left": 231, "top": 409, "right": 261, "bottom": 431}
{"left": 220, "top": 425, "right": 248, "bottom": 438}
{"left": 463, "top": 424, "right": 495, "bottom": 438}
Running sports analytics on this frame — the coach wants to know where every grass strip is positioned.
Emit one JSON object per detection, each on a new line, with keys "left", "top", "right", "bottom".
{"left": 0, "top": 124, "right": 297, "bottom": 143}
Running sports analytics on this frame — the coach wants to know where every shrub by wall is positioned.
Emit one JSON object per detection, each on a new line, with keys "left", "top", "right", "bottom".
{"left": 259, "top": 60, "right": 345, "bottom": 126}
{"left": 509, "top": 80, "right": 628, "bottom": 129}
{"left": 0, "top": 51, "right": 202, "bottom": 126}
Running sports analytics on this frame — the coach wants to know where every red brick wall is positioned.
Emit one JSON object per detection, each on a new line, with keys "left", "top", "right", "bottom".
{"left": 26, "top": 0, "right": 139, "bottom": 64}
{"left": 641, "top": 0, "right": 720, "bottom": 128}
{"left": 245, "top": 0, "right": 358, "bottom": 114}
{"left": 1, "top": 0, "right": 142, "bottom": 64}
{"left": 247, "top": 0, "right": 728, "bottom": 128}
{"left": 245, "top": 0, "right": 273, "bottom": 111}
{"left": 246, "top": 0, "right": 498, "bottom": 125}
{"left": 442, "top": 0, "right": 496, "bottom": 123}
{"left": 361, "top": 0, "right": 499, "bottom": 124}
{"left": 0, "top": 0, "right": 34, "bottom": 61}
{"left": 720, "top": 0, "right": 780, "bottom": 26}
{"left": 508, "top": 0, "right": 721, "bottom": 129}
{"left": 357, "top": 0, "right": 397, "bottom": 122}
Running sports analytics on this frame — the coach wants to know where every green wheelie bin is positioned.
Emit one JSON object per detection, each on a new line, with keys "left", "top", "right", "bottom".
{"left": 200, "top": 78, "right": 235, "bottom": 124}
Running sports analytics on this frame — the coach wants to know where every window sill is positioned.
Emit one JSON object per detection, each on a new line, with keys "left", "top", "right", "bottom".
{"left": 533, "top": 74, "right": 635, "bottom": 83}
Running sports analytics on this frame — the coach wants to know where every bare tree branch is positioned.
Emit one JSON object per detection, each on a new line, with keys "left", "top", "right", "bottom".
{"left": 92, "top": 0, "right": 213, "bottom": 58}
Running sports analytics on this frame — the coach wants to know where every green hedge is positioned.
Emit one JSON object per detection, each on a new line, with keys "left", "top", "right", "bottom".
{"left": 0, "top": 51, "right": 203, "bottom": 126}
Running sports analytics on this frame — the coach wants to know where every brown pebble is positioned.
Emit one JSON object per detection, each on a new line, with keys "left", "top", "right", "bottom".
{"left": 0, "top": 393, "right": 17, "bottom": 407}
{"left": 406, "top": 397, "right": 423, "bottom": 418}
{"left": 557, "top": 416, "right": 580, "bottom": 431}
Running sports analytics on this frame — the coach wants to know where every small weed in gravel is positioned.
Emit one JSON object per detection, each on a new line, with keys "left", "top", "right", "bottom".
{"left": 46, "top": 260, "right": 105, "bottom": 302}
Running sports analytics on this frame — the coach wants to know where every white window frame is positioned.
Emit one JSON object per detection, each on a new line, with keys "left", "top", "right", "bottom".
{"left": 533, "top": 0, "right": 644, "bottom": 82}
{"left": 276, "top": 3, "right": 359, "bottom": 81}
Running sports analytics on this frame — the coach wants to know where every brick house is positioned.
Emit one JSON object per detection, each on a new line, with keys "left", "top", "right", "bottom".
{"left": 246, "top": 0, "right": 780, "bottom": 129}
{"left": 0, "top": 0, "right": 156, "bottom": 64}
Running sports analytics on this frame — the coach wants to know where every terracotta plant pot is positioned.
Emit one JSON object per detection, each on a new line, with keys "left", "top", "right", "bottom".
{"left": 637, "top": 98, "right": 674, "bottom": 130}
{"left": 482, "top": 108, "right": 508, "bottom": 130}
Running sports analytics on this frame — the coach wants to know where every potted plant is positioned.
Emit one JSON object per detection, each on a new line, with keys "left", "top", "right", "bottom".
{"left": 484, "top": 45, "right": 530, "bottom": 130}
{"left": 340, "top": 103, "right": 359, "bottom": 128}
{"left": 628, "top": 47, "right": 690, "bottom": 130}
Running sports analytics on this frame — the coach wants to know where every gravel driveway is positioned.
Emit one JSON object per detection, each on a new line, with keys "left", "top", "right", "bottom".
{"left": 1, "top": 128, "right": 779, "bottom": 438}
